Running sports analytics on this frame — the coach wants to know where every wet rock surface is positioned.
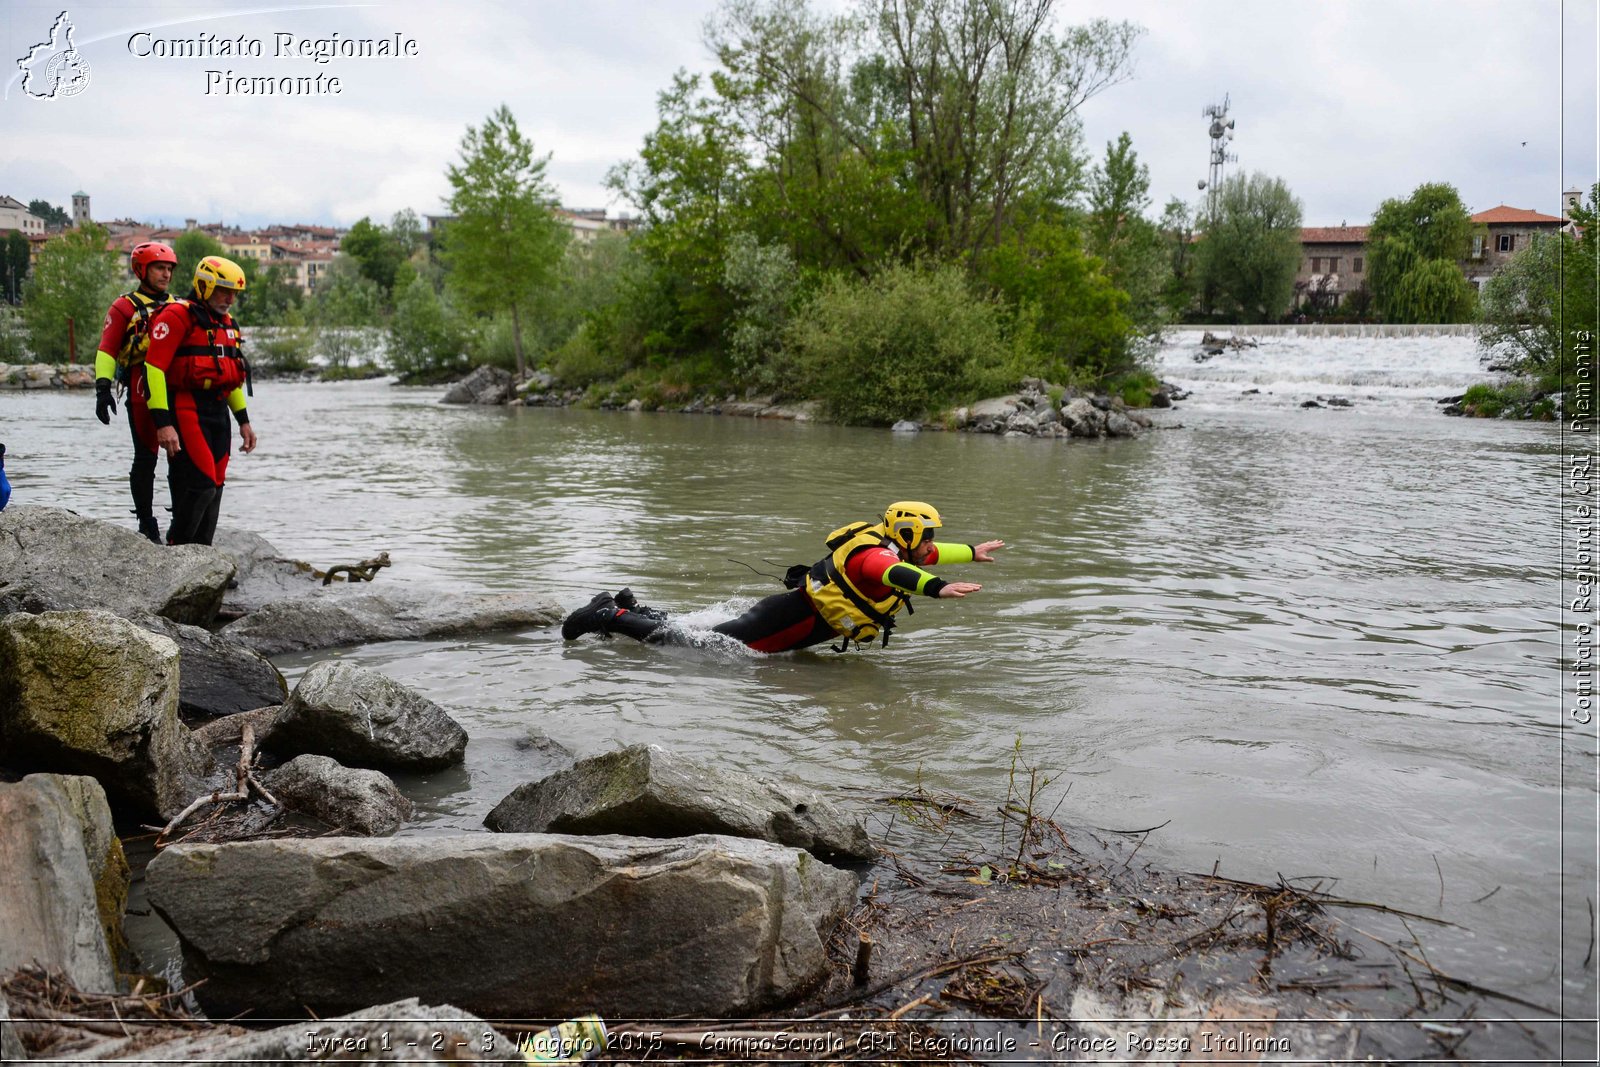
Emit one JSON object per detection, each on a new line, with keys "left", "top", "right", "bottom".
{"left": 486, "top": 744, "right": 874, "bottom": 862}
{"left": 147, "top": 832, "right": 859, "bottom": 1019}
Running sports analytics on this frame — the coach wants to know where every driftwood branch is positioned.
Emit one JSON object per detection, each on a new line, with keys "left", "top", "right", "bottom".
{"left": 155, "top": 724, "right": 275, "bottom": 846}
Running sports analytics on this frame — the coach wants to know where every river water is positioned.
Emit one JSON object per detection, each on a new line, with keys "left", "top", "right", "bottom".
{"left": 1, "top": 329, "right": 1593, "bottom": 1044}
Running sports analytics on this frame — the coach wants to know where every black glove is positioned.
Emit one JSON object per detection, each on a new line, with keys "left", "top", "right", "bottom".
{"left": 95, "top": 380, "right": 117, "bottom": 425}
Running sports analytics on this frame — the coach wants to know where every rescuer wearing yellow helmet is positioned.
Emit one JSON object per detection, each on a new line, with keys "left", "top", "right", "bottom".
{"left": 143, "top": 255, "right": 256, "bottom": 546}
{"left": 561, "top": 501, "right": 1005, "bottom": 652}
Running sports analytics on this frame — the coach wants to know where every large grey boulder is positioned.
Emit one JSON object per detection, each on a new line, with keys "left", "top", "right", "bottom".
{"left": 1105, "top": 411, "right": 1141, "bottom": 438}
{"left": 43, "top": 998, "right": 513, "bottom": 1064}
{"left": 0, "top": 610, "right": 207, "bottom": 817}
{"left": 968, "top": 395, "right": 1021, "bottom": 420}
{"left": 220, "top": 587, "right": 564, "bottom": 655}
{"left": 440, "top": 365, "right": 514, "bottom": 405}
{"left": 485, "top": 745, "right": 874, "bottom": 862}
{"left": 0, "top": 505, "right": 234, "bottom": 625}
{"left": 135, "top": 614, "right": 288, "bottom": 719}
{"left": 0, "top": 775, "right": 123, "bottom": 993}
{"left": 1061, "top": 397, "right": 1108, "bottom": 438}
{"left": 147, "top": 833, "right": 859, "bottom": 1019}
{"left": 268, "top": 660, "right": 467, "bottom": 771}
{"left": 264, "top": 754, "right": 413, "bottom": 835}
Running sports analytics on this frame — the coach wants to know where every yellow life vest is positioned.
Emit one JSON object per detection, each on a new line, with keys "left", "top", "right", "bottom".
{"left": 803, "top": 521, "right": 909, "bottom": 647}
{"left": 116, "top": 289, "right": 172, "bottom": 369}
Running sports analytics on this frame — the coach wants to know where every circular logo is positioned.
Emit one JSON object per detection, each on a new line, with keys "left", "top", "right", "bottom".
{"left": 151, "top": 322, "right": 169, "bottom": 340}
{"left": 44, "top": 49, "right": 91, "bottom": 98}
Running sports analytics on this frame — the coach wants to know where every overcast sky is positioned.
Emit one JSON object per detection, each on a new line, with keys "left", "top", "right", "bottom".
{"left": 1, "top": 0, "right": 1595, "bottom": 231}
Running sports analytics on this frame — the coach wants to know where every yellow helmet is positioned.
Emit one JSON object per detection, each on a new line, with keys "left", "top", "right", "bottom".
{"left": 883, "top": 501, "right": 942, "bottom": 552}
{"left": 193, "top": 255, "right": 247, "bottom": 301}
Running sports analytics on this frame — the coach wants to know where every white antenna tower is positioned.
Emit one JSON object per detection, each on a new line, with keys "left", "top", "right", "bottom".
{"left": 1196, "top": 94, "right": 1237, "bottom": 220}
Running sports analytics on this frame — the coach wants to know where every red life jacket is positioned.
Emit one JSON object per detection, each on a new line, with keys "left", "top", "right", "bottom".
{"left": 150, "top": 299, "right": 249, "bottom": 395}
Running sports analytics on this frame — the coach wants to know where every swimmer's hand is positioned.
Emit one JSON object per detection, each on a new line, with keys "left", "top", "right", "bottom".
{"left": 939, "top": 582, "right": 982, "bottom": 598}
{"left": 973, "top": 540, "right": 1005, "bottom": 562}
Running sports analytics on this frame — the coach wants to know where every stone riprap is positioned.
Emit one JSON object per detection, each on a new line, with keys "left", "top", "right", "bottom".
{"left": 0, "top": 610, "right": 207, "bottom": 817}
{"left": 267, "top": 660, "right": 467, "bottom": 771}
{"left": 485, "top": 744, "right": 874, "bottom": 862}
{"left": 146, "top": 833, "right": 859, "bottom": 1019}
{"left": 0, "top": 506, "right": 234, "bottom": 625}
{"left": 219, "top": 587, "right": 563, "bottom": 655}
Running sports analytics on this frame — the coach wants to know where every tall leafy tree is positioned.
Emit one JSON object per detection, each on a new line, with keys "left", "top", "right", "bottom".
{"left": 1478, "top": 183, "right": 1599, "bottom": 388}
{"left": 236, "top": 261, "right": 303, "bottom": 326}
{"left": 0, "top": 230, "right": 30, "bottom": 303}
{"left": 27, "top": 199, "right": 70, "bottom": 229}
{"left": 443, "top": 104, "right": 569, "bottom": 379}
{"left": 1085, "top": 132, "right": 1169, "bottom": 332}
{"left": 1366, "top": 182, "right": 1478, "bottom": 323}
{"left": 19, "top": 223, "right": 118, "bottom": 362}
{"left": 342, "top": 216, "right": 406, "bottom": 295}
{"left": 1196, "top": 172, "right": 1303, "bottom": 322}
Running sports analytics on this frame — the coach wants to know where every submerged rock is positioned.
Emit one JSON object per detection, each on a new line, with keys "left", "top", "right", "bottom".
{"left": 264, "top": 754, "right": 413, "bottom": 836}
{"left": 147, "top": 832, "right": 859, "bottom": 1019}
{"left": 485, "top": 744, "right": 874, "bottom": 862}
{"left": 0, "top": 505, "right": 234, "bottom": 625}
{"left": 0, "top": 610, "right": 207, "bottom": 818}
{"left": 268, "top": 660, "right": 467, "bottom": 771}
{"left": 219, "top": 587, "right": 563, "bottom": 655}
{"left": 0, "top": 774, "right": 125, "bottom": 993}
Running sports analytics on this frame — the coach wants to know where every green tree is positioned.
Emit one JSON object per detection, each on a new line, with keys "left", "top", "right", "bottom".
{"left": 1478, "top": 183, "right": 1599, "bottom": 389}
{"left": 389, "top": 209, "right": 426, "bottom": 258}
{"left": 27, "top": 200, "right": 70, "bottom": 229}
{"left": 1196, "top": 172, "right": 1303, "bottom": 322}
{"left": 1085, "top": 132, "right": 1169, "bottom": 333}
{"left": 1366, "top": 182, "right": 1478, "bottom": 323}
{"left": 981, "top": 217, "right": 1133, "bottom": 382}
{"left": 170, "top": 230, "right": 226, "bottom": 298}
{"left": 388, "top": 266, "right": 467, "bottom": 380}
{"left": 0, "top": 230, "right": 30, "bottom": 303}
{"left": 443, "top": 104, "right": 570, "bottom": 379}
{"left": 19, "top": 223, "right": 118, "bottom": 363}
{"left": 309, "top": 257, "right": 384, "bottom": 369}
{"left": 724, "top": 231, "right": 800, "bottom": 390}
{"left": 235, "top": 261, "right": 303, "bottom": 326}
{"left": 1158, "top": 198, "right": 1199, "bottom": 320}
{"left": 342, "top": 216, "right": 406, "bottom": 295}
{"left": 787, "top": 261, "right": 1015, "bottom": 424}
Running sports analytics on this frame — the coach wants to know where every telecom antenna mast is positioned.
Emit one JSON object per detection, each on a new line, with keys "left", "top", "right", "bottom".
{"left": 1197, "top": 94, "right": 1237, "bottom": 220}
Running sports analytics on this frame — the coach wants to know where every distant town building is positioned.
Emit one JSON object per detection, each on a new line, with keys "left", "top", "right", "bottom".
{"left": 71, "top": 191, "right": 90, "bottom": 227}
{"left": 1294, "top": 226, "right": 1369, "bottom": 311}
{"left": 1291, "top": 199, "right": 1577, "bottom": 313}
{"left": 1461, "top": 205, "right": 1570, "bottom": 291}
{"left": 0, "top": 196, "right": 48, "bottom": 237}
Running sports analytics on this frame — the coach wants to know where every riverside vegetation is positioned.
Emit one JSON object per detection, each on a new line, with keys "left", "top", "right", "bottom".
{"left": 5, "top": 1, "right": 1582, "bottom": 424}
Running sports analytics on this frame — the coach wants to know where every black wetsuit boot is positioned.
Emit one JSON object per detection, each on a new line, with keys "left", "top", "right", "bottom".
{"left": 130, "top": 452, "right": 160, "bottom": 542}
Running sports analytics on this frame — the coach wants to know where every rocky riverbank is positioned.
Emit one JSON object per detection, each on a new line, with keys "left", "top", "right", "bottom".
{"left": 0, "top": 506, "right": 1552, "bottom": 1064}
{"left": 0, "top": 363, "right": 95, "bottom": 390}
{"left": 440, "top": 365, "right": 1185, "bottom": 441}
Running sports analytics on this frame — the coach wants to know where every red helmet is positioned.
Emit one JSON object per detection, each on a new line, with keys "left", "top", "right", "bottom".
{"left": 130, "top": 242, "right": 177, "bottom": 281}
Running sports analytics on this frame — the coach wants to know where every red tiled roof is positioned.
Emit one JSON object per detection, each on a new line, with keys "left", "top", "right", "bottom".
{"left": 1471, "top": 205, "right": 1566, "bottom": 225}
{"left": 1301, "top": 226, "right": 1369, "bottom": 243}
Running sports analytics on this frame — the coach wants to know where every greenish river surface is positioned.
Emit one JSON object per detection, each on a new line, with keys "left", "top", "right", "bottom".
{"left": 1, "top": 333, "right": 1593, "bottom": 1049}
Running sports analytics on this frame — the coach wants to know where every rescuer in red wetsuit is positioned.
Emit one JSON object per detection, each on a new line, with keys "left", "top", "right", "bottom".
{"left": 94, "top": 241, "right": 178, "bottom": 542}
{"left": 561, "top": 502, "right": 1004, "bottom": 653}
{"left": 143, "top": 255, "right": 257, "bottom": 546}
